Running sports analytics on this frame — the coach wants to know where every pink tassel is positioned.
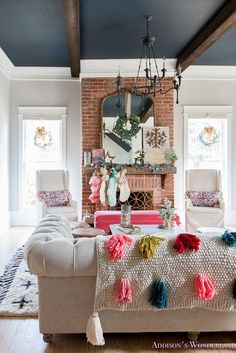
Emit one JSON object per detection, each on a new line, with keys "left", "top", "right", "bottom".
{"left": 114, "top": 278, "right": 132, "bottom": 304}
{"left": 195, "top": 274, "right": 216, "bottom": 300}
{"left": 106, "top": 234, "right": 133, "bottom": 261}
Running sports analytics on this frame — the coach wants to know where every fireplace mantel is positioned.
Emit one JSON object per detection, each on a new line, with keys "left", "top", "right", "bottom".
{"left": 83, "top": 165, "right": 176, "bottom": 189}
{"left": 83, "top": 165, "right": 176, "bottom": 175}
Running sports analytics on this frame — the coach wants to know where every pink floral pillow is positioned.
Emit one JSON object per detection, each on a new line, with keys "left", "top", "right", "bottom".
{"left": 37, "top": 190, "right": 70, "bottom": 207}
{"left": 186, "top": 191, "right": 221, "bottom": 207}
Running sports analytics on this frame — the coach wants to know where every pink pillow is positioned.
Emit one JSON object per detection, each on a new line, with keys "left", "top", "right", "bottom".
{"left": 186, "top": 191, "right": 220, "bottom": 207}
{"left": 37, "top": 190, "right": 69, "bottom": 207}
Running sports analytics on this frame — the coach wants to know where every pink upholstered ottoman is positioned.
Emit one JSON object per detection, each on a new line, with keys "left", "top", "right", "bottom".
{"left": 94, "top": 210, "right": 180, "bottom": 232}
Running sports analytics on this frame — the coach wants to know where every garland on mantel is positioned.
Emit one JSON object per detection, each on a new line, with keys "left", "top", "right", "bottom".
{"left": 90, "top": 162, "right": 174, "bottom": 174}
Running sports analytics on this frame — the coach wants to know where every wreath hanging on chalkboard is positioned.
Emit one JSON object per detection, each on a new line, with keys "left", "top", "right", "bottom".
{"left": 113, "top": 114, "right": 141, "bottom": 141}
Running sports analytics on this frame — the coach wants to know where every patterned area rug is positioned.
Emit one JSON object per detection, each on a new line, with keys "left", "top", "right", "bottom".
{"left": 0, "top": 246, "right": 38, "bottom": 317}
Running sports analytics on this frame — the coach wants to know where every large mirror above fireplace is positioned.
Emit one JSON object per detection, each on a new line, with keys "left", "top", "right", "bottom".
{"left": 102, "top": 94, "right": 155, "bottom": 164}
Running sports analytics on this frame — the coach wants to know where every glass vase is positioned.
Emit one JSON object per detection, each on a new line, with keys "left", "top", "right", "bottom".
{"left": 120, "top": 205, "right": 131, "bottom": 227}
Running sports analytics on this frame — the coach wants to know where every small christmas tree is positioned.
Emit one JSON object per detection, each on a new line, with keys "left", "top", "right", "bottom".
{"left": 159, "top": 198, "right": 176, "bottom": 221}
{"left": 164, "top": 148, "right": 178, "bottom": 165}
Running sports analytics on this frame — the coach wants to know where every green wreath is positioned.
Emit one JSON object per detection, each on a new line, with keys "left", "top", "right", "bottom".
{"left": 113, "top": 114, "right": 141, "bottom": 141}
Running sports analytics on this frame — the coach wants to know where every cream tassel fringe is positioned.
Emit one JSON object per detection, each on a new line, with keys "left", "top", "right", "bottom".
{"left": 86, "top": 312, "right": 105, "bottom": 345}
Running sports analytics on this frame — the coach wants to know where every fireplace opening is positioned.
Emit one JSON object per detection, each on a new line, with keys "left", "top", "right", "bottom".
{"left": 116, "top": 190, "right": 154, "bottom": 210}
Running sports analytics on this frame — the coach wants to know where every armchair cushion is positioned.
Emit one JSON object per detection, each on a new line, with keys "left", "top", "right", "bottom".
{"left": 186, "top": 191, "right": 221, "bottom": 207}
{"left": 46, "top": 206, "right": 76, "bottom": 214}
{"left": 37, "top": 190, "right": 69, "bottom": 207}
{"left": 188, "top": 206, "right": 223, "bottom": 214}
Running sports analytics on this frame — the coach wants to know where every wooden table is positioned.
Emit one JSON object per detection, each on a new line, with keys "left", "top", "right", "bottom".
{"left": 72, "top": 227, "right": 106, "bottom": 238}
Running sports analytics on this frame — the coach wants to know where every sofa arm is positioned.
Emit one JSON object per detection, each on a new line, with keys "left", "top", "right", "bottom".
{"left": 219, "top": 198, "right": 225, "bottom": 211}
{"left": 70, "top": 199, "right": 78, "bottom": 212}
{"left": 24, "top": 235, "right": 97, "bottom": 277}
{"left": 36, "top": 199, "right": 46, "bottom": 222}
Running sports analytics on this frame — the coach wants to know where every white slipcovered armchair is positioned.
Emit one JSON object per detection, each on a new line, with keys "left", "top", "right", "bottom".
{"left": 185, "top": 169, "right": 224, "bottom": 233}
{"left": 36, "top": 170, "right": 78, "bottom": 223}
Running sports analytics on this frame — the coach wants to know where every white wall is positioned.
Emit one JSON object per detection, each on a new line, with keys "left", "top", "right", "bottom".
{"left": 10, "top": 80, "right": 81, "bottom": 224}
{"left": 0, "top": 70, "right": 10, "bottom": 229}
{"left": 174, "top": 79, "right": 236, "bottom": 224}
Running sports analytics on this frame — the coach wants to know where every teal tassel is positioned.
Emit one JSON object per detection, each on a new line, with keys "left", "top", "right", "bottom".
{"left": 149, "top": 279, "right": 167, "bottom": 308}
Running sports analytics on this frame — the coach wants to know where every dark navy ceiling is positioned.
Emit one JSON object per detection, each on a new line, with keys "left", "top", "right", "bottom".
{"left": 0, "top": 0, "right": 69, "bottom": 66}
{"left": 195, "top": 25, "right": 236, "bottom": 65}
{"left": 0, "top": 0, "right": 235, "bottom": 67}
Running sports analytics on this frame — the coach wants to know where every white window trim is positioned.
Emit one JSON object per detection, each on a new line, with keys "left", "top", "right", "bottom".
{"left": 18, "top": 106, "right": 67, "bottom": 210}
{"left": 183, "top": 105, "right": 232, "bottom": 214}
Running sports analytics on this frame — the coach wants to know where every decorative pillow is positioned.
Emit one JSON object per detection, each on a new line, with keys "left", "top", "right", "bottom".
{"left": 186, "top": 191, "right": 221, "bottom": 207}
{"left": 37, "top": 190, "right": 70, "bottom": 207}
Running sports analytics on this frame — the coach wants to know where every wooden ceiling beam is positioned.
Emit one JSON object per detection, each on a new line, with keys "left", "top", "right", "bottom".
{"left": 176, "top": 0, "right": 236, "bottom": 73}
{"left": 62, "top": 0, "right": 80, "bottom": 77}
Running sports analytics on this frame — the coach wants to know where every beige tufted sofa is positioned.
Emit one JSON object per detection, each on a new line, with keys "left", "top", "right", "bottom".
{"left": 24, "top": 215, "right": 236, "bottom": 343}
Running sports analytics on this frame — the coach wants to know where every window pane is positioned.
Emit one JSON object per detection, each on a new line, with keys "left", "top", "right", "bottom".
{"left": 23, "top": 119, "right": 62, "bottom": 163}
{"left": 188, "top": 118, "right": 226, "bottom": 168}
{"left": 187, "top": 117, "right": 227, "bottom": 201}
{"left": 22, "top": 119, "right": 63, "bottom": 207}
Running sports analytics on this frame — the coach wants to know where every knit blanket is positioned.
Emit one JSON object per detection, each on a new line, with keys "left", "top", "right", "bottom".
{"left": 94, "top": 233, "right": 236, "bottom": 312}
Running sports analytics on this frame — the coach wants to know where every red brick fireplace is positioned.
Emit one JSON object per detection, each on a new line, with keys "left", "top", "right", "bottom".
{"left": 82, "top": 77, "right": 174, "bottom": 214}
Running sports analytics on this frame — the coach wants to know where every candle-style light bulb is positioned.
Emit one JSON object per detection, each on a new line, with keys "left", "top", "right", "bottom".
{"left": 177, "top": 65, "right": 181, "bottom": 77}
{"left": 163, "top": 56, "right": 165, "bottom": 69}
{"left": 118, "top": 65, "right": 121, "bottom": 77}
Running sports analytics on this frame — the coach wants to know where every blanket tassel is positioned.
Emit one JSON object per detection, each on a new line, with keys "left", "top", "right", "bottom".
{"left": 86, "top": 312, "right": 105, "bottom": 346}
{"left": 115, "top": 278, "right": 132, "bottom": 304}
{"left": 149, "top": 279, "right": 167, "bottom": 308}
{"left": 195, "top": 274, "right": 215, "bottom": 300}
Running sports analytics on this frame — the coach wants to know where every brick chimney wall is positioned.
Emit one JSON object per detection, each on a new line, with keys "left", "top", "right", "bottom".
{"left": 82, "top": 77, "right": 174, "bottom": 214}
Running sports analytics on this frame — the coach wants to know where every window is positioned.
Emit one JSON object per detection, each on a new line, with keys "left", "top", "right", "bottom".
{"left": 187, "top": 117, "right": 227, "bottom": 198}
{"left": 18, "top": 107, "right": 66, "bottom": 209}
{"left": 184, "top": 106, "right": 232, "bottom": 207}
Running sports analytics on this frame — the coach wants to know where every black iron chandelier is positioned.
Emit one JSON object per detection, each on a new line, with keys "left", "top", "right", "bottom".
{"left": 116, "top": 16, "right": 182, "bottom": 104}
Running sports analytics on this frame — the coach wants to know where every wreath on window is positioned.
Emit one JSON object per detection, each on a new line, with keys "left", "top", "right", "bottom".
{"left": 199, "top": 126, "right": 218, "bottom": 146}
{"left": 113, "top": 114, "right": 141, "bottom": 141}
{"left": 34, "top": 126, "right": 53, "bottom": 150}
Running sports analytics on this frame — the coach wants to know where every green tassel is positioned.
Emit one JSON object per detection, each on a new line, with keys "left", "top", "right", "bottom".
{"left": 139, "top": 235, "right": 166, "bottom": 260}
{"left": 149, "top": 279, "right": 168, "bottom": 308}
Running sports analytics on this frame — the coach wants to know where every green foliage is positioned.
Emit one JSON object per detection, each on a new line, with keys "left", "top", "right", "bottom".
{"left": 159, "top": 198, "right": 176, "bottom": 220}
{"left": 113, "top": 114, "right": 141, "bottom": 141}
{"left": 164, "top": 148, "right": 178, "bottom": 164}
{"left": 149, "top": 163, "right": 171, "bottom": 173}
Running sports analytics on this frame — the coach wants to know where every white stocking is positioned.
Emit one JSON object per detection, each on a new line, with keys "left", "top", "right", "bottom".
{"left": 100, "top": 168, "right": 109, "bottom": 207}
{"left": 117, "top": 169, "right": 130, "bottom": 202}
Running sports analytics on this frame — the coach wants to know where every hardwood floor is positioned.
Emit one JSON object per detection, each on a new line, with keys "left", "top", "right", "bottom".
{"left": 1, "top": 227, "right": 236, "bottom": 353}
{"left": 0, "top": 226, "right": 33, "bottom": 273}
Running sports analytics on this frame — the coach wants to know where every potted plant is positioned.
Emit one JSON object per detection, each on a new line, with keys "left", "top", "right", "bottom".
{"left": 159, "top": 198, "right": 176, "bottom": 229}
{"left": 164, "top": 147, "right": 178, "bottom": 166}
